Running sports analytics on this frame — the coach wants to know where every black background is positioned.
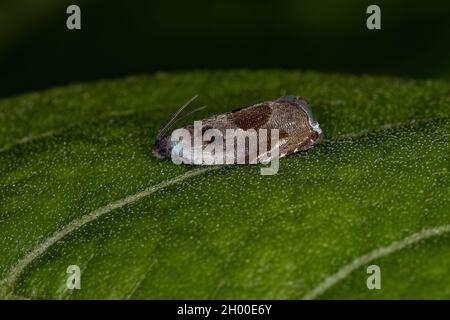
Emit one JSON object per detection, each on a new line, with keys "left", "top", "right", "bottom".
{"left": 0, "top": 0, "right": 449, "bottom": 98}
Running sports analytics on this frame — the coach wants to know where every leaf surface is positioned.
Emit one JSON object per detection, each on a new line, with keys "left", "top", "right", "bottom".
{"left": 0, "top": 71, "right": 449, "bottom": 299}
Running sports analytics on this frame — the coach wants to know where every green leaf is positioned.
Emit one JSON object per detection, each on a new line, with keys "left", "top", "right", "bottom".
{"left": 0, "top": 70, "right": 449, "bottom": 299}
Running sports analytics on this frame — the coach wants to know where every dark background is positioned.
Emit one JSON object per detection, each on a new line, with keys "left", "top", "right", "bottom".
{"left": 1, "top": 0, "right": 449, "bottom": 98}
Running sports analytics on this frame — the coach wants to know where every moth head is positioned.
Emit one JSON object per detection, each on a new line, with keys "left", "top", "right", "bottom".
{"left": 153, "top": 95, "right": 204, "bottom": 160}
{"left": 153, "top": 136, "right": 170, "bottom": 159}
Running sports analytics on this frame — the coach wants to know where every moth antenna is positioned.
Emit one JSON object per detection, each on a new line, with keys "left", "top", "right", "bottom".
{"left": 178, "top": 105, "right": 206, "bottom": 120}
{"left": 157, "top": 95, "right": 199, "bottom": 139}
{"left": 159, "top": 105, "right": 206, "bottom": 139}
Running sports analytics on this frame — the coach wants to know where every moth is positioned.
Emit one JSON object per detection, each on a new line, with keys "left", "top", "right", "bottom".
{"left": 153, "top": 95, "right": 322, "bottom": 165}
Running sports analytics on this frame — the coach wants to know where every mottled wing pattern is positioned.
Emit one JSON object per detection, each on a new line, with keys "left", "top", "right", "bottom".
{"left": 230, "top": 102, "right": 272, "bottom": 130}
{"left": 155, "top": 96, "right": 321, "bottom": 164}
{"left": 266, "top": 102, "right": 319, "bottom": 156}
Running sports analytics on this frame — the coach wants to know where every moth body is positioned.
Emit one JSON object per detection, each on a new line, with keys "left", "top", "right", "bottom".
{"left": 153, "top": 96, "right": 322, "bottom": 165}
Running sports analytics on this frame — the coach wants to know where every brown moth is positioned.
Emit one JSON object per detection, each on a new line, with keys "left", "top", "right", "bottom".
{"left": 153, "top": 95, "right": 322, "bottom": 165}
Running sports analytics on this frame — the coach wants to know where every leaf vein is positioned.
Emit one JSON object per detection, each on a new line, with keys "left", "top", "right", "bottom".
{"left": 303, "top": 224, "right": 450, "bottom": 300}
{"left": 0, "top": 167, "right": 218, "bottom": 296}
